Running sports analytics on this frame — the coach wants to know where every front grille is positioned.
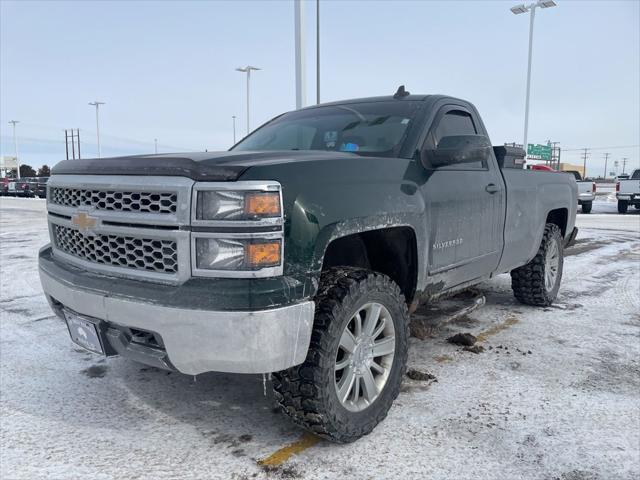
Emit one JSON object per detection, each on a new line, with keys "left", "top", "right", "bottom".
{"left": 53, "top": 225, "right": 178, "bottom": 274}
{"left": 50, "top": 188, "right": 177, "bottom": 214}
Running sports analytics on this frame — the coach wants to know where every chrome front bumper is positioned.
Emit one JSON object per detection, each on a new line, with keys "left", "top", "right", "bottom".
{"left": 39, "top": 268, "right": 315, "bottom": 375}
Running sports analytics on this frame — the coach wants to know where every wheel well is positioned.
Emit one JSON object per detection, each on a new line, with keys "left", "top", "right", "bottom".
{"left": 546, "top": 208, "right": 568, "bottom": 237}
{"left": 321, "top": 227, "right": 418, "bottom": 304}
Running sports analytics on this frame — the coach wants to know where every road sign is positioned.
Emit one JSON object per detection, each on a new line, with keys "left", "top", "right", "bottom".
{"left": 527, "top": 144, "right": 552, "bottom": 161}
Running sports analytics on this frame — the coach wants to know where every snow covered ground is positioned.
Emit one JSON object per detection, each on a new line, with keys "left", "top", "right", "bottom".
{"left": 1, "top": 197, "right": 639, "bottom": 480}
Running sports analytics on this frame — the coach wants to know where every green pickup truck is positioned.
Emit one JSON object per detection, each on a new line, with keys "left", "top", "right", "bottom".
{"left": 39, "top": 91, "right": 577, "bottom": 442}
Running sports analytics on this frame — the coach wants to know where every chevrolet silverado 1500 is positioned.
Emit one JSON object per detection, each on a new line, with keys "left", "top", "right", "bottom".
{"left": 563, "top": 170, "right": 595, "bottom": 213}
{"left": 39, "top": 91, "right": 577, "bottom": 442}
{"left": 616, "top": 168, "right": 640, "bottom": 213}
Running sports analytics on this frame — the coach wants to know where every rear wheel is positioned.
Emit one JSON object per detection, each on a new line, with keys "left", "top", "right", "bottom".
{"left": 511, "top": 223, "right": 563, "bottom": 307}
{"left": 618, "top": 200, "right": 629, "bottom": 214}
{"left": 272, "top": 267, "right": 409, "bottom": 443}
{"left": 581, "top": 202, "right": 592, "bottom": 214}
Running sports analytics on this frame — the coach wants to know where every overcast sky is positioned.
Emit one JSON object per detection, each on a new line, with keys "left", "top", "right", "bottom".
{"left": 1, "top": 0, "right": 639, "bottom": 175}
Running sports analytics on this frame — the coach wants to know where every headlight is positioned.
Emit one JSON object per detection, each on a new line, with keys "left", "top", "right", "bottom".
{"left": 194, "top": 237, "right": 281, "bottom": 271}
{"left": 191, "top": 182, "right": 284, "bottom": 278}
{"left": 194, "top": 187, "right": 281, "bottom": 222}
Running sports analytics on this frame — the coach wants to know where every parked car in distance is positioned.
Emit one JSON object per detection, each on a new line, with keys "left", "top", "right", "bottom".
{"left": 529, "top": 164, "right": 555, "bottom": 172}
{"left": 39, "top": 91, "right": 578, "bottom": 443}
{"left": 29, "top": 177, "right": 49, "bottom": 198}
{"left": 0, "top": 177, "right": 11, "bottom": 196}
{"left": 564, "top": 170, "right": 595, "bottom": 213}
{"left": 616, "top": 168, "right": 640, "bottom": 213}
{"left": 7, "top": 179, "right": 36, "bottom": 198}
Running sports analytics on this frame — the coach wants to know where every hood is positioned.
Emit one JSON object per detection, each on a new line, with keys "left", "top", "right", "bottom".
{"left": 51, "top": 150, "right": 356, "bottom": 181}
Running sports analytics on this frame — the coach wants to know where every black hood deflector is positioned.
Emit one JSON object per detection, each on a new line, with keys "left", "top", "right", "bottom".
{"left": 51, "top": 151, "right": 356, "bottom": 181}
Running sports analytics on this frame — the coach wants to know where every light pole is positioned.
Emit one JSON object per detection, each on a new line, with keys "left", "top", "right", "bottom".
{"left": 154, "top": 138, "right": 158, "bottom": 154}
{"left": 88, "top": 101, "right": 105, "bottom": 158}
{"left": 316, "top": 0, "right": 320, "bottom": 104}
{"left": 510, "top": 0, "right": 557, "bottom": 157}
{"left": 235, "top": 66, "right": 260, "bottom": 135}
{"left": 294, "top": 0, "right": 306, "bottom": 109}
{"left": 8, "top": 120, "right": 20, "bottom": 179}
{"left": 603, "top": 152, "right": 610, "bottom": 179}
{"left": 232, "top": 115, "right": 237, "bottom": 144}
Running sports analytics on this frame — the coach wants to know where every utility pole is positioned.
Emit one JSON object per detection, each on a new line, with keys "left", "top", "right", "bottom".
{"left": 581, "top": 148, "right": 590, "bottom": 178}
{"left": 550, "top": 141, "right": 560, "bottom": 170}
{"left": 88, "top": 101, "right": 105, "bottom": 158}
{"left": 154, "top": 138, "right": 158, "bottom": 154}
{"left": 603, "top": 152, "right": 610, "bottom": 179}
{"left": 316, "top": 0, "right": 320, "bottom": 104}
{"left": 64, "top": 129, "right": 81, "bottom": 160}
{"left": 622, "top": 158, "right": 628, "bottom": 174}
{"left": 235, "top": 66, "right": 260, "bottom": 135}
{"left": 8, "top": 120, "right": 20, "bottom": 179}
{"left": 294, "top": 0, "right": 306, "bottom": 109}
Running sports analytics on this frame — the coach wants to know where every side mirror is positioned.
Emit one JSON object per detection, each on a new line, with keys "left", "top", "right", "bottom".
{"left": 422, "top": 135, "right": 492, "bottom": 168}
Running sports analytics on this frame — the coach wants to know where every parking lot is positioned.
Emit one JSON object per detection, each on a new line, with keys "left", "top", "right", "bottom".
{"left": 1, "top": 196, "right": 638, "bottom": 480}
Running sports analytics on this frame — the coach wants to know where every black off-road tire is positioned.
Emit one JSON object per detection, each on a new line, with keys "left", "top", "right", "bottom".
{"left": 581, "top": 202, "right": 592, "bottom": 214}
{"left": 272, "top": 267, "right": 409, "bottom": 443}
{"left": 511, "top": 223, "right": 563, "bottom": 307}
{"left": 618, "top": 200, "right": 629, "bottom": 214}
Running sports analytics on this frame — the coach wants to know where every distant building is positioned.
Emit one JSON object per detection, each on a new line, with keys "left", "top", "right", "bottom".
{"left": 558, "top": 163, "right": 585, "bottom": 178}
{"left": 0, "top": 156, "right": 19, "bottom": 178}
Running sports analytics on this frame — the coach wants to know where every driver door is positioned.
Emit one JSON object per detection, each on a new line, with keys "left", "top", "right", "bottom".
{"left": 420, "top": 106, "right": 504, "bottom": 289}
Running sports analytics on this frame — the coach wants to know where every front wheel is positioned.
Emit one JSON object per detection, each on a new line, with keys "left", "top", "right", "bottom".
{"left": 581, "top": 202, "right": 592, "bottom": 214}
{"left": 511, "top": 223, "right": 564, "bottom": 307}
{"left": 618, "top": 200, "right": 629, "bottom": 214}
{"left": 272, "top": 267, "right": 409, "bottom": 443}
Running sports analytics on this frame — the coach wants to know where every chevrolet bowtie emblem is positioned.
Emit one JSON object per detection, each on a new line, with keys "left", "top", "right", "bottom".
{"left": 71, "top": 212, "right": 98, "bottom": 233}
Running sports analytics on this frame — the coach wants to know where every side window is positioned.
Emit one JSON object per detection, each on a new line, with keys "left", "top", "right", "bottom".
{"left": 428, "top": 109, "right": 486, "bottom": 170}
{"left": 434, "top": 110, "right": 477, "bottom": 146}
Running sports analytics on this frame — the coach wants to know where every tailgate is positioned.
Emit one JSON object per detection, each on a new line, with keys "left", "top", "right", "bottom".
{"left": 577, "top": 181, "right": 593, "bottom": 194}
{"left": 619, "top": 180, "right": 640, "bottom": 194}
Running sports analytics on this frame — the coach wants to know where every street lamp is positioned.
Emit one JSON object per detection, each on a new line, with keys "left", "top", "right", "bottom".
{"left": 8, "top": 120, "right": 20, "bottom": 179}
{"left": 88, "top": 101, "right": 105, "bottom": 158}
{"left": 232, "top": 115, "right": 237, "bottom": 144}
{"left": 235, "top": 66, "right": 261, "bottom": 135}
{"left": 510, "top": 0, "right": 557, "bottom": 157}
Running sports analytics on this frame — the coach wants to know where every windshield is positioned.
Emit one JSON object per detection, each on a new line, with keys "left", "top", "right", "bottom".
{"left": 231, "top": 101, "right": 422, "bottom": 158}
{"left": 631, "top": 169, "right": 640, "bottom": 180}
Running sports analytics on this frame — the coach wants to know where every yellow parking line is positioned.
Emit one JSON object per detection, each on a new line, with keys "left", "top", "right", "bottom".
{"left": 476, "top": 315, "right": 519, "bottom": 343}
{"left": 258, "top": 432, "right": 320, "bottom": 467}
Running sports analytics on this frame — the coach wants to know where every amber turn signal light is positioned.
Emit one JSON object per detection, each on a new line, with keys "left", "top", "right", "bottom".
{"left": 246, "top": 241, "right": 281, "bottom": 268}
{"left": 245, "top": 192, "right": 281, "bottom": 217}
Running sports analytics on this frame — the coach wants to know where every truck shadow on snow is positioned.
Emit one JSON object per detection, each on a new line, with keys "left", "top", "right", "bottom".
{"left": 115, "top": 362, "right": 303, "bottom": 449}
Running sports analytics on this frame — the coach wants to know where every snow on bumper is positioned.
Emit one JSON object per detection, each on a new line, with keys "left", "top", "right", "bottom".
{"left": 39, "top": 267, "right": 315, "bottom": 375}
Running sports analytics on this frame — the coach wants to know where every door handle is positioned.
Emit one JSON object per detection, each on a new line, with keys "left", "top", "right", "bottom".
{"left": 485, "top": 183, "right": 500, "bottom": 194}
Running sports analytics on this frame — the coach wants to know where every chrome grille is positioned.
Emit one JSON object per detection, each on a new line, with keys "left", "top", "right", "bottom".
{"left": 53, "top": 224, "right": 178, "bottom": 274}
{"left": 50, "top": 188, "right": 177, "bottom": 214}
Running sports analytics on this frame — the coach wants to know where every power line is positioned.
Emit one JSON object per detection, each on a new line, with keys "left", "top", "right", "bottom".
{"left": 562, "top": 144, "right": 639, "bottom": 152}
